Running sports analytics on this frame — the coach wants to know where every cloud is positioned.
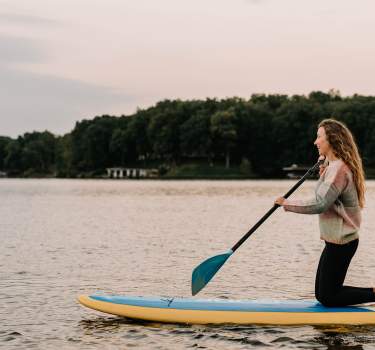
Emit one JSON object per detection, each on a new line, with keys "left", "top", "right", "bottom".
{"left": 0, "top": 34, "right": 48, "bottom": 64}
{"left": 244, "top": 0, "right": 267, "bottom": 4}
{"left": 0, "top": 33, "right": 135, "bottom": 137}
{"left": 0, "top": 66, "right": 135, "bottom": 137}
{"left": 243, "top": 0, "right": 269, "bottom": 5}
{"left": 0, "top": 12, "right": 59, "bottom": 26}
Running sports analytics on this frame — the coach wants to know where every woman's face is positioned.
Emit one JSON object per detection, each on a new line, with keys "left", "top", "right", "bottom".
{"left": 314, "top": 126, "right": 332, "bottom": 156}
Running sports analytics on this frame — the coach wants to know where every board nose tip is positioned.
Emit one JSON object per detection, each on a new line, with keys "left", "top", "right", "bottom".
{"left": 77, "top": 295, "right": 89, "bottom": 305}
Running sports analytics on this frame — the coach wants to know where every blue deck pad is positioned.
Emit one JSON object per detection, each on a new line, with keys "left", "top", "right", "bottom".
{"left": 91, "top": 295, "right": 374, "bottom": 313}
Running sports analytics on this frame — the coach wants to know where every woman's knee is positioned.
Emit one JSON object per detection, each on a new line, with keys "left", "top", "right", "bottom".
{"left": 316, "top": 292, "right": 338, "bottom": 307}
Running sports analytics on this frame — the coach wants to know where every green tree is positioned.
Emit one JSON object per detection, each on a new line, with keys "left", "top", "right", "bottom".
{"left": 70, "top": 115, "right": 117, "bottom": 172}
{"left": 4, "top": 139, "right": 23, "bottom": 173}
{"left": 0, "top": 136, "right": 12, "bottom": 170}
{"left": 21, "top": 131, "right": 56, "bottom": 173}
{"left": 330, "top": 98, "right": 375, "bottom": 166}
{"left": 180, "top": 112, "right": 212, "bottom": 163}
{"left": 126, "top": 110, "right": 152, "bottom": 163}
{"left": 147, "top": 100, "right": 191, "bottom": 163}
{"left": 272, "top": 98, "right": 324, "bottom": 172}
{"left": 109, "top": 125, "right": 138, "bottom": 166}
{"left": 236, "top": 101, "right": 274, "bottom": 176}
{"left": 55, "top": 134, "right": 73, "bottom": 177}
{"left": 210, "top": 108, "right": 237, "bottom": 168}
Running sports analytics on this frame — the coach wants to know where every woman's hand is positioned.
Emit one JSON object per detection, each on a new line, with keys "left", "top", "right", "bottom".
{"left": 275, "top": 197, "right": 285, "bottom": 206}
{"left": 318, "top": 155, "right": 327, "bottom": 176}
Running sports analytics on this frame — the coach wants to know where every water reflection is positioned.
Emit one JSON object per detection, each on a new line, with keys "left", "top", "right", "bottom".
{"left": 311, "top": 324, "right": 375, "bottom": 349}
{"left": 78, "top": 316, "right": 375, "bottom": 349}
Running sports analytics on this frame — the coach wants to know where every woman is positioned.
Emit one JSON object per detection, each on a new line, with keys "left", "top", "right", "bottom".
{"left": 275, "top": 118, "right": 375, "bottom": 306}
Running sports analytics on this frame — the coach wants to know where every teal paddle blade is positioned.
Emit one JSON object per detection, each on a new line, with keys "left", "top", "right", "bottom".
{"left": 191, "top": 249, "right": 233, "bottom": 296}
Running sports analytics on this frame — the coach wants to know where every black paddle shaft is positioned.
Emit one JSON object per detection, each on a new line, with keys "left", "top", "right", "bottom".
{"left": 231, "top": 159, "right": 323, "bottom": 253}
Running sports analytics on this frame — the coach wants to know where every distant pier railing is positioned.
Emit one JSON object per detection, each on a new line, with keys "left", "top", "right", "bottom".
{"left": 282, "top": 164, "right": 311, "bottom": 179}
{"left": 106, "top": 167, "right": 158, "bottom": 179}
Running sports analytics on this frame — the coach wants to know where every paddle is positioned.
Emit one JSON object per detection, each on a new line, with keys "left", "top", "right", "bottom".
{"left": 191, "top": 158, "right": 324, "bottom": 295}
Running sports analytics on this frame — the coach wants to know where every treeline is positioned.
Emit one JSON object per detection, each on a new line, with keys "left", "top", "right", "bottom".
{"left": 1, "top": 91, "right": 375, "bottom": 178}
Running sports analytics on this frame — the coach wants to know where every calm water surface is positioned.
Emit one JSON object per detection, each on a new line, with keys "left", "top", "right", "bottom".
{"left": 2, "top": 179, "right": 375, "bottom": 349}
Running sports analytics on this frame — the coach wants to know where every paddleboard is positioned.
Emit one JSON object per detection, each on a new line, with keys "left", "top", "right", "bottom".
{"left": 78, "top": 295, "right": 375, "bottom": 325}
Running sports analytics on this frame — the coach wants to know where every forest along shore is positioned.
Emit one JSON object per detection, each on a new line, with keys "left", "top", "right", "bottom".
{"left": 2, "top": 92, "right": 375, "bottom": 179}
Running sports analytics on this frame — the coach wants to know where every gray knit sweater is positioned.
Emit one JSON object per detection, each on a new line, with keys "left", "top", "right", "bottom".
{"left": 283, "top": 159, "right": 361, "bottom": 244}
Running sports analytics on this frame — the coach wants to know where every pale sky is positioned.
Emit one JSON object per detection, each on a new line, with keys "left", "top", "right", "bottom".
{"left": 1, "top": 0, "right": 374, "bottom": 137}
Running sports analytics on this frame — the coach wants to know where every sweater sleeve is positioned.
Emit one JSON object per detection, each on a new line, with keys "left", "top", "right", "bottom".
{"left": 283, "top": 163, "right": 349, "bottom": 215}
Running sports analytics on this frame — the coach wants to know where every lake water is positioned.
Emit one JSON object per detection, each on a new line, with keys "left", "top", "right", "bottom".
{"left": 2, "top": 179, "right": 375, "bottom": 349}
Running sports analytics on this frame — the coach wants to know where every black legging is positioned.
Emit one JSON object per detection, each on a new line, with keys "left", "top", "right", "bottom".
{"left": 315, "top": 239, "right": 375, "bottom": 306}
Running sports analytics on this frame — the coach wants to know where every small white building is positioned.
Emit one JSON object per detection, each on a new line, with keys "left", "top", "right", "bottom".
{"left": 106, "top": 167, "right": 158, "bottom": 179}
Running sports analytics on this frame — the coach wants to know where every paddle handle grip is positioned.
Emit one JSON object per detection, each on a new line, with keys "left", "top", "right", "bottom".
{"left": 231, "top": 159, "right": 323, "bottom": 253}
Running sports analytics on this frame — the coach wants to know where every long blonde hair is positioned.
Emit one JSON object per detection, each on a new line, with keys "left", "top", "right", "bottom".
{"left": 319, "top": 119, "right": 365, "bottom": 208}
